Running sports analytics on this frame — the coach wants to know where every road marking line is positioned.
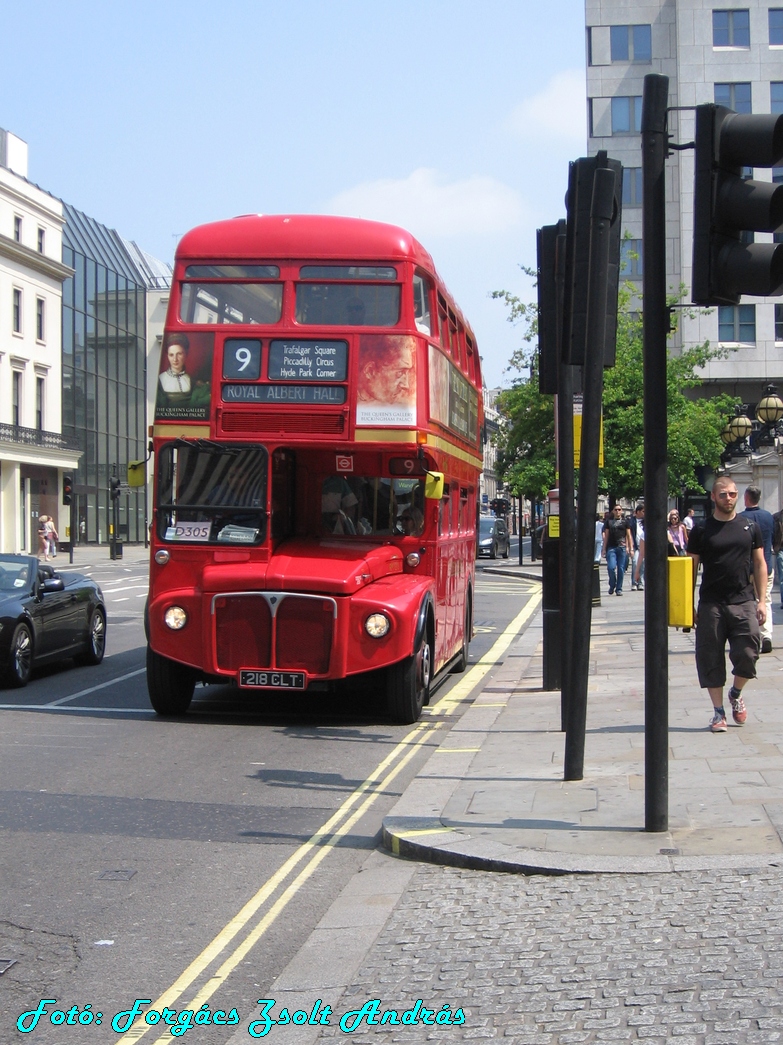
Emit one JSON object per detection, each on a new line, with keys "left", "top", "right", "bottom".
{"left": 114, "top": 589, "right": 542, "bottom": 1044}
{"left": 44, "top": 669, "right": 147, "bottom": 706}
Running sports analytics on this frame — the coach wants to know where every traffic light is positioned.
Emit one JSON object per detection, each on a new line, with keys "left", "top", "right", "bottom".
{"left": 110, "top": 477, "right": 121, "bottom": 501}
{"left": 692, "top": 103, "right": 783, "bottom": 305}
{"left": 562, "top": 151, "right": 623, "bottom": 367}
{"left": 537, "top": 220, "right": 566, "bottom": 395}
{"left": 62, "top": 474, "right": 73, "bottom": 506}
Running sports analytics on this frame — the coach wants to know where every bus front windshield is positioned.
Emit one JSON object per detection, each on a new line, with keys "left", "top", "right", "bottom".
{"left": 157, "top": 443, "right": 267, "bottom": 545}
{"left": 321, "top": 476, "right": 425, "bottom": 537}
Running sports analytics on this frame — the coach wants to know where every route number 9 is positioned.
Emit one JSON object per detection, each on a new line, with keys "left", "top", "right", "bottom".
{"left": 223, "top": 339, "right": 261, "bottom": 380}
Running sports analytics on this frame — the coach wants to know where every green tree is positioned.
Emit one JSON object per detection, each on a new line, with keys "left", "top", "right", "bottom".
{"left": 491, "top": 282, "right": 734, "bottom": 501}
{"left": 489, "top": 286, "right": 556, "bottom": 504}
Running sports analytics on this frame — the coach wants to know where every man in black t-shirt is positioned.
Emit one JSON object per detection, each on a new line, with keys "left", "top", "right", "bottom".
{"left": 602, "top": 505, "right": 633, "bottom": 595}
{"left": 688, "top": 476, "right": 767, "bottom": 733}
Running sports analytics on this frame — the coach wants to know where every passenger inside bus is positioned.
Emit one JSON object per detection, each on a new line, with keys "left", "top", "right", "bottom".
{"left": 319, "top": 476, "right": 424, "bottom": 537}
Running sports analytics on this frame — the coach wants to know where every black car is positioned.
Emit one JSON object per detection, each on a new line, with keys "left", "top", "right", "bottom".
{"left": 0, "top": 554, "right": 106, "bottom": 687}
{"left": 477, "top": 516, "right": 511, "bottom": 558}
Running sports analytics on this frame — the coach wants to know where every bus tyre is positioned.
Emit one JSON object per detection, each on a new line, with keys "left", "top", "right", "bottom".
{"left": 146, "top": 645, "right": 196, "bottom": 715}
{"left": 387, "top": 630, "right": 431, "bottom": 724}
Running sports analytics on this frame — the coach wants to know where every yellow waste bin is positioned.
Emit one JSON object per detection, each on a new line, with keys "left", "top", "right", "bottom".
{"left": 668, "top": 555, "right": 693, "bottom": 628}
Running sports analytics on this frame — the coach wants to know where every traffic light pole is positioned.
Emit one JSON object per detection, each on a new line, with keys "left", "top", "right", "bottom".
{"left": 564, "top": 165, "right": 617, "bottom": 781}
{"left": 642, "top": 73, "right": 669, "bottom": 832}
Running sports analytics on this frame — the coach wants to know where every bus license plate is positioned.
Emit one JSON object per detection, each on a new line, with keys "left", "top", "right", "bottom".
{"left": 239, "top": 670, "right": 306, "bottom": 690}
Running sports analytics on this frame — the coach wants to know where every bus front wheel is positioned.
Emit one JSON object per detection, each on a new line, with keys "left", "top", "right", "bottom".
{"left": 146, "top": 646, "right": 196, "bottom": 715}
{"left": 387, "top": 630, "right": 431, "bottom": 724}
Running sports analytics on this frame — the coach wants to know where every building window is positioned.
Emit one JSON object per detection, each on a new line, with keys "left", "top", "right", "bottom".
{"left": 713, "top": 9, "right": 750, "bottom": 47}
{"left": 37, "top": 227, "right": 45, "bottom": 254}
{"left": 718, "top": 304, "right": 755, "bottom": 342}
{"left": 611, "top": 96, "right": 643, "bottom": 134}
{"left": 621, "top": 239, "right": 643, "bottom": 279}
{"left": 772, "top": 83, "right": 783, "bottom": 113}
{"left": 715, "top": 82, "right": 752, "bottom": 113}
{"left": 12, "top": 372, "right": 21, "bottom": 427}
{"left": 610, "top": 24, "right": 652, "bottom": 62}
{"left": 13, "top": 216, "right": 21, "bottom": 242}
{"left": 36, "top": 298, "right": 45, "bottom": 341}
{"left": 776, "top": 304, "right": 783, "bottom": 341}
{"left": 622, "top": 167, "right": 643, "bottom": 206}
{"left": 770, "top": 9, "right": 783, "bottom": 44}
{"left": 36, "top": 377, "right": 44, "bottom": 431}
{"left": 12, "top": 288, "right": 22, "bottom": 333}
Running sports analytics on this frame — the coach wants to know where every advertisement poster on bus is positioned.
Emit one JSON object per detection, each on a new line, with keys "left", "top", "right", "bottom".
{"left": 355, "top": 334, "right": 417, "bottom": 427}
{"left": 428, "top": 344, "right": 479, "bottom": 445}
{"left": 155, "top": 331, "right": 214, "bottom": 422}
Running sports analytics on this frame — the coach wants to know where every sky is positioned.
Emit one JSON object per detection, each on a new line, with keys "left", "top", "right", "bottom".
{"left": 1, "top": 0, "right": 588, "bottom": 389}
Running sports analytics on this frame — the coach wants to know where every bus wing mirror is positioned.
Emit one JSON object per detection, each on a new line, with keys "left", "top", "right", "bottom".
{"left": 424, "top": 472, "right": 444, "bottom": 500}
{"left": 127, "top": 461, "right": 146, "bottom": 487}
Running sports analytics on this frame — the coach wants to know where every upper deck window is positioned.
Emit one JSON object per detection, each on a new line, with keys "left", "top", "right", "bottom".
{"left": 295, "top": 283, "right": 400, "bottom": 326}
{"left": 180, "top": 280, "right": 283, "bottom": 325}
{"left": 300, "top": 265, "right": 396, "bottom": 280}
{"left": 413, "top": 273, "right": 432, "bottom": 335}
{"left": 185, "top": 265, "right": 280, "bottom": 278}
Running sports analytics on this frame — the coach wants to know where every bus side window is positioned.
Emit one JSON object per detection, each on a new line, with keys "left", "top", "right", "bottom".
{"left": 438, "top": 483, "right": 451, "bottom": 536}
{"left": 413, "top": 273, "right": 432, "bottom": 335}
{"left": 437, "top": 295, "right": 450, "bottom": 353}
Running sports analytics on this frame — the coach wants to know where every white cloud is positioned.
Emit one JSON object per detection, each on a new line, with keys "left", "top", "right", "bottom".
{"left": 507, "top": 69, "right": 587, "bottom": 144}
{"left": 325, "top": 168, "right": 524, "bottom": 240}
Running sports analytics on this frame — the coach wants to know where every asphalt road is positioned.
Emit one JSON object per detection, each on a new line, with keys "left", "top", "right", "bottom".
{"left": 0, "top": 556, "right": 540, "bottom": 1044}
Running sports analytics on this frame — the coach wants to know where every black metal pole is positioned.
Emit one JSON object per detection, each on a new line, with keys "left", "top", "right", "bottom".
{"left": 564, "top": 166, "right": 617, "bottom": 781}
{"left": 556, "top": 225, "right": 575, "bottom": 732}
{"left": 518, "top": 497, "right": 524, "bottom": 565}
{"left": 642, "top": 73, "right": 670, "bottom": 832}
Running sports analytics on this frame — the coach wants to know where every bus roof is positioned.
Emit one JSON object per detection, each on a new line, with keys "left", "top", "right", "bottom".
{"left": 176, "top": 214, "right": 438, "bottom": 272}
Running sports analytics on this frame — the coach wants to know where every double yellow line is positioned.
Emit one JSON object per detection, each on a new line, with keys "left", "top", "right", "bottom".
{"left": 118, "top": 586, "right": 541, "bottom": 1044}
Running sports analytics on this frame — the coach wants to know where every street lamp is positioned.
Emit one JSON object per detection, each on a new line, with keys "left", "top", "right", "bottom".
{"left": 729, "top": 410, "right": 753, "bottom": 443}
{"left": 756, "top": 384, "right": 783, "bottom": 426}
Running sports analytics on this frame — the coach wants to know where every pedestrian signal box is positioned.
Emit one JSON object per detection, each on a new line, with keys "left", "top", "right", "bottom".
{"left": 668, "top": 555, "right": 694, "bottom": 628}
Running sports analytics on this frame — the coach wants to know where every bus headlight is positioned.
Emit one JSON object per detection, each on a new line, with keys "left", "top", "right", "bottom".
{"left": 406, "top": 552, "right": 421, "bottom": 567}
{"left": 164, "top": 606, "right": 188, "bottom": 630}
{"left": 365, "top": 612, "right": 391, "bottom": 638}
{"left": 154, "top": 550, "right": 170, "bottom": 565}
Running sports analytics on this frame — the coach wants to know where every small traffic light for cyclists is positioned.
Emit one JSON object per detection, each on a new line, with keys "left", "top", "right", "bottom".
{"left": 62, "top": 475, "right": 73, "bottom": 506}
{"left": 692, "top": 103, "right": 783, "bottom": 305}
{"left": 110, "top": 477, "right": 121, "bottom": 501}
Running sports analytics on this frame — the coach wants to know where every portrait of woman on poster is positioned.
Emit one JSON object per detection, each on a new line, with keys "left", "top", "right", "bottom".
{"left": 157, "top": 334, "right": 193, "bottom": 407}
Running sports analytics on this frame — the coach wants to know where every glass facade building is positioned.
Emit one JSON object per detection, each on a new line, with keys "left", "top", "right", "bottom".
{"left": 61, "top": 205, "right": 168, "bottom": 545}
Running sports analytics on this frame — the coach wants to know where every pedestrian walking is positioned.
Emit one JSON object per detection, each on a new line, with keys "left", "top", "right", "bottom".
{"left": 687, "top": 476, "right": 767, "bottom": 733}
{"left": 43, "top": 517, "right": 58, "bottom": 559}
{"left": 602, "top": 505, "right": 632, "bottom": 596}
{"left": 666, "top": 510, "right": 688, "bottom": 555}
{"left": 630, "top": 504, "right": 645, "bottom": 590}
{"left": 741, "top": 484, "right": 774, "bottom": 653}
{"left": 37, "top": 516, "right": 48, "bottom": 558}
{"left": 683, "top": 507, "right": 695, "bottom": 533}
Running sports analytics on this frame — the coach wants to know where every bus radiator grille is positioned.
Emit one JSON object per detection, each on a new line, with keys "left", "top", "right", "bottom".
{"left": 221, "top": 411, "right": 346, "bottom": 436}
{"left": 275, "top": 597, "right": 333, "bottom": 674}
{"left": 214, "top": 594, "right": 333, "bottom": 675}
{"left": 215, "top": 596, "right": 273, "bottom": 672}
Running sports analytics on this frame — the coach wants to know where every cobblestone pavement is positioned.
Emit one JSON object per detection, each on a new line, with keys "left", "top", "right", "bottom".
{"left": 320, "top": 863, "right": 783, "bottom": 1044}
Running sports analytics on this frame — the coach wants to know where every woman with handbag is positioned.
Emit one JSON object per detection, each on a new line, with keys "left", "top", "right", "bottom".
{"left": 667, "top": 510, "right": 688, "bottom": 555}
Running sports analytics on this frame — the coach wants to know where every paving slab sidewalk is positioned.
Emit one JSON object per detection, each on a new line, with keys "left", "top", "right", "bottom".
{"left": 384, "top": 570, "right": 783, "bottom": 874}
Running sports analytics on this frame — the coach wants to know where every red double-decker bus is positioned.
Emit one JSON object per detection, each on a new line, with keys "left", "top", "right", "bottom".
{"left": 145, "top": 214, "right": 483, "bottom": 723}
